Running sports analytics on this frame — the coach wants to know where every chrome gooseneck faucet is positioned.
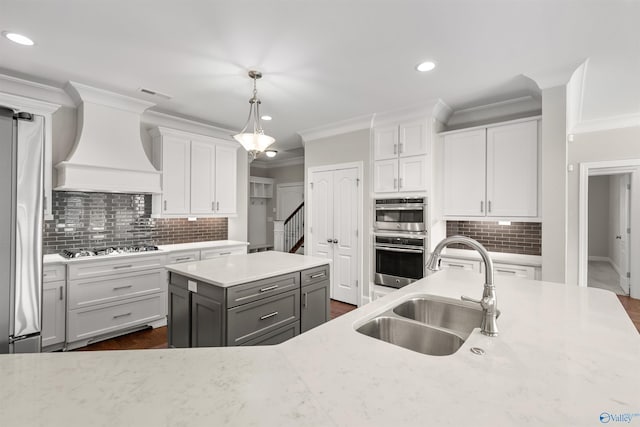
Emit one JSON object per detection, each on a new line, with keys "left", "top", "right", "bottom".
{"left": 426, "top": 236, "right": 499, "bottom": 337}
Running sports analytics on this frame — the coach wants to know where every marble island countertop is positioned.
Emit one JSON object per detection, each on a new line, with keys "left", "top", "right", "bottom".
{"left": 1, "top": 270, "right": 639, "bottom": 426}
{"left": 165, "top": 251, "right": 331, "bottom": 287}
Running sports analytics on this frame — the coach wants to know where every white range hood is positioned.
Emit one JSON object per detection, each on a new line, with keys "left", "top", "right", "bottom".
{"left": 55, "top": 82, "right": 161, "bottom": 193}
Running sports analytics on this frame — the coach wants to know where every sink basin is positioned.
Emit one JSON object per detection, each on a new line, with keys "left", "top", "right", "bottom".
{"left": 356, "top": 316, "right": 464, "bottom": 356}
{"left": 392, "top": 296, "right": 497, "bottom": 339}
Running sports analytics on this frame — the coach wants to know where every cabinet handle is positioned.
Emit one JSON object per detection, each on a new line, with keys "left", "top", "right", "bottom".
{"left": 496, "top": 269, "right": 517, "bottom": 275}
{"left": 399, "top": 178, "right": 403, "bottom": 189}
{"left": 216, "top": 201, "right": 220, "bottom": 211}
{"left": 303, "top": 292, "right": 308, "bottom": 307}
{"left": 260, "top": 311, "right": 279, "bottom": 320}
{"left": 480, "top": 201, "right": 484, "bottom": 213}
{"left": 175, "top": 256, "right": 192, "bottom": 262}
{"left": 393, "top": 178, "right": 398, "bottom": 189}
{"left": 488, "top": 200, "right": 492, "bottom": 213}
{"left": 164, "top": 200, "right": 168, "bottom": 211}
{"left": 219, "top": 252, "right": 231, "bottom": 256}
{"left": 212, "top": 201, "right": 215, "bottom": 211}
{"left": 448, "top": 263, "right": 466, "bottom": 269}
{"left": 113, "top": 264, "right": 133, "bottom": 270}
{"left": 113, "top": 285, "right": 133, "bottom": 291}
{"left": 59, "top": 286, "right": 63, "bottom": 301}
{"left": 393, "top": 143, "right": 397, "bottom": 155}
{"left": 259, "top": 285, "right": 279, "bottom": 292}
{"left": 113, "top": 312, "right": 132, "bottom": 319}
{"left": 310, "top": 272, "right": 325, "bottom": 279}
{"left": 399, "top": 142, "right": 404, "bottom": 154}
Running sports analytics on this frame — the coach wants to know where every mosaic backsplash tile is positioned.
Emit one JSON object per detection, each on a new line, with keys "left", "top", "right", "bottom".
{"left": 43, "top": 191, "right": 228, "bottom": 254}
{"left": 446, "top": 221, "right": 541, "bottom": 256}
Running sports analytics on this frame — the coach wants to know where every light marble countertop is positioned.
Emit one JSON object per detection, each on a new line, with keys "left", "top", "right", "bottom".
{"left": 1, "top": 270, "right": 639, "bottom": 426}
{"left": 165, "top": 251, "right": 331, "bottom": 287}
{"left": 441, "top": 247, "right": 542, "bottom": 267}
{"left": 43, "top": 240, "right": 249, "bottom": 264}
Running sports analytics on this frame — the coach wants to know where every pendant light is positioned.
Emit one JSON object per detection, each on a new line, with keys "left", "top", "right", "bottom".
{"left": 233, "top": 70, "right": 275, "bottom": 160}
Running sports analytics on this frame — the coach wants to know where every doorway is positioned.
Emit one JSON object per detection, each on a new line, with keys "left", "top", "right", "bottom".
{"left": 276, "top": 182, "right": 304, "bottom": 220}
{"left": 586, "top": 174, "right": 630, "bottom": 295}
{"left": 579, "top": 160, "right": 640, "bottom": 299}
{"left": 307, "top": 162, "right": 363, "bottom": 306}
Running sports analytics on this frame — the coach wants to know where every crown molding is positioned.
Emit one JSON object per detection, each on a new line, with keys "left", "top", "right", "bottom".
{"left": 0, "top": 91, "right": 61, "bottom": 115}
{"left": 144, "top": 110, "right": 235, "bottom": 141}
{"left": 445, "top": 95, "right": 541, "bottom": 130}
{"left": 298, "top": 114, "right": 374, "bottom": 145}
{"left": 570, "top": 112, "right": 640, "bottom": 135}
{"left": 0, "top": 73, "right": 74, "bottom": 107}
{"left": 525, "top": 59, "right": 585, "bottom": 90}
{"left": 65, "top": 81, "right": 155, "bottom": 112}
{"left": 372, "top": 99, "right": 452, "bottom": 127}
{"left": 251, "top": 156, "right": 304, "bottom": 169}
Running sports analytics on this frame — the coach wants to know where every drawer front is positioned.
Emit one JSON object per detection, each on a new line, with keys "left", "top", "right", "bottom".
{"left": 226, "top": 272, "right": 299, "bottom": 308}
{"left": 68, "top": 254, "right": 166, "bottom": 281}
{"left": 241, "top": 322, "right": 299, "bottom": 346}
{"left": 227, "top": 289, "right": 300, "bottom": 345}
{"left": 493, "top": 263, "right": 536, "bottom": 280}
{"left": 301, "top": 265, "right": 330, "bottom": 287}
{"left": 440, "top": 258, "right": 480, "bottom": 272}
{"left": 68, "top": 269, "right": 164, "bottom": 309}
{"left": 43, "top": 264, "right": 66, "bottom": 283}
{"left": 200, "top": 246, "right": 246, "bottom": 260}
{"left": 167, "top": 250, "right": 200, "bottom": 264}
{"left": 67, "top": 294, "right": 165, "bottom": 342}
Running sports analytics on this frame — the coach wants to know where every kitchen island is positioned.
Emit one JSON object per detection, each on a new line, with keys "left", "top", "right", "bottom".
{"left": 165, "top": 251, "right": 332, "bottom": 347}
{"left": 1, "top": 269, "right": 639, "bottom": 426}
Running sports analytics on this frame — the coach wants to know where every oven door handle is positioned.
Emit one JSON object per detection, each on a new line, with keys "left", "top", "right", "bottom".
{"left": 375, "top": 246, "right": 424, "bottom": 254}
{"left": 375, "top": 205, "right": 424, "bottom": 211}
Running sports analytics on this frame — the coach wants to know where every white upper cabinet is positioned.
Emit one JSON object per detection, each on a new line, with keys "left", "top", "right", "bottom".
{"left": 151, "top": 127, "right": 239, "bottom": 217}
{"left": 442, "top": 119, "right": 539, "bottom": 218}
{"left": 373, "top": 119, "right": 427, "bottom": 193}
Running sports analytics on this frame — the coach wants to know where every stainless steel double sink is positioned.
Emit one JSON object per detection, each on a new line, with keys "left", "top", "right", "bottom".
{"left": 356, "top": 295, "right": 499, "bottom": 356}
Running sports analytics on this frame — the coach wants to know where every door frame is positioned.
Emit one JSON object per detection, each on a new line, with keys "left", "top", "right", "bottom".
{"left": 276, "top": 181, "right": 304, "bottom": 220}
{"left": 307, "top": 161, "right": 364, "bottom": 306}
{"left": 578, "top": 159, "right": 640, "bottom": 298}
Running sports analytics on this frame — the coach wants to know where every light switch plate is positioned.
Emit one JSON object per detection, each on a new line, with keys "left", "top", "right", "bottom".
{"left": 188, "top": 280, "right": 198, "bottom": 293}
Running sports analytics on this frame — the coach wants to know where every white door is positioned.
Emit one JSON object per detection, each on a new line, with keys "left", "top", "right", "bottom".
{"left": 374, "top": 159, "right": 398, "bottom": 193}
{"left": 214, "top": 144, "right": 238, "bottom": 214}
{"left": 399, "top": 120, "right": 426, "bottom": 157}
{"left": 486, "top": 121, "right": 538, "bottom": 217}
{"left": 277, "top": 183, "right": 304, "bottom": 220}
{"left": 162, "top": 136, "right": 190, "bottom": 214}
{"left": 190, "top": 140, "right": 216, "bottom": 214}
{"left": 310, "top": 171, "right": 334, "bottom": 262}
{"left": 398, "top": 155, "right": 427, "bottom": 192}
{"left": 443, "top": 129, "right": 486, "bottom": 216}
{"left": 373, "top": 126, "right": 398, "bottom": 160}
{"left": 331, "top": 168, "right": 359, "bottom": 305}
{"left": 619, "top": 174, "right": 631, "bottom": 294}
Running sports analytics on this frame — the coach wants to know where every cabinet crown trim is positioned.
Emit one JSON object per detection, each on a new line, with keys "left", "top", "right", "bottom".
{"left": 438, "top": 116, "right": 541, "bottom": 137}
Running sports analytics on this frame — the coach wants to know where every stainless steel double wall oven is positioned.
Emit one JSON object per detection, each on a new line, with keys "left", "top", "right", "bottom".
{"left": 374, "top": 197, "right": 427, "bottom": 289}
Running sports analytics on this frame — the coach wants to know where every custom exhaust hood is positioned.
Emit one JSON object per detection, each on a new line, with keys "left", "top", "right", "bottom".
{"left": 55, "top": 82, "right": 161, "bottom": 193}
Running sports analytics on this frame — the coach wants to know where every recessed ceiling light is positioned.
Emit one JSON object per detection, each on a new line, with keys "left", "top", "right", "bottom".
{"left": 3, "top": 32, "right": 35, "bottom": 46}
{"left": 261, "top": 115, "right": 272, "bottom": 121}
{"left": 265, "top": 150, "right": 277, "bottom": 158}
{"left": 416, "top": 61, "right": 436, "bottom": 72}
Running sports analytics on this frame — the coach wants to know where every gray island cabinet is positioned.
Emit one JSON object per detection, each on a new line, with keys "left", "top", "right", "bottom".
{"left": 166, "top": 252, "right": 331, "bottom": 347}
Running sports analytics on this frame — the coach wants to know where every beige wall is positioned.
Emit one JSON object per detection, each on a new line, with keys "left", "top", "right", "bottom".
{"left": 305, "top": 128, "right": 371, "bottom": 302}
{"left": 566, "top": 125, "right": 640, "bottom": 285}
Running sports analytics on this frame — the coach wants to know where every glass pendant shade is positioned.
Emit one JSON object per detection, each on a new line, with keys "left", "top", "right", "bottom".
{"left": 233, "top": 132, "right": 275, "bottom": 153}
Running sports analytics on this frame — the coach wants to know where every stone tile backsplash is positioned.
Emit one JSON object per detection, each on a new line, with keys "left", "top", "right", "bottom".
{"left": 446, "top": 221, "right": 541, "bottom": 256}
{"left": 43, "top": 191, "right": 228, "bottom": 254}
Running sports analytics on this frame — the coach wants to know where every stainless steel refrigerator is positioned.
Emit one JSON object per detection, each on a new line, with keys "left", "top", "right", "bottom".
{"left": 0, "top": 106, "right": 44, "bottom": 354}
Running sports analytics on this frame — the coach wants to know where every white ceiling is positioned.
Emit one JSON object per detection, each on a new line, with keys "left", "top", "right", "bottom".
{"left": 1, "top": 0, "right": 639, "bottom": 154}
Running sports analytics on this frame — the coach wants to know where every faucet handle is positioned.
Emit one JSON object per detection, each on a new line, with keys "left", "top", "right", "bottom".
{"left": 461, "top": 295, "right": 482, "bottom": 305}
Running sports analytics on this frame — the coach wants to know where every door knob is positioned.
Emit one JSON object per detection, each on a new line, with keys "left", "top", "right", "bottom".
{"left": 332, "top": 239, "right": 338, "bottom": 244}
{"left": 327, "top": 239, "right": 333, "bottom": 243}
{"left": 616, "top": 235, "right": 622, "bottom": 239}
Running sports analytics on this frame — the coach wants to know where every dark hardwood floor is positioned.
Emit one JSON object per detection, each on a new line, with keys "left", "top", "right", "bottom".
{"left": 617, "top": 295, "right": 640, "bottom": 333}
{"left": 73, "top": 299, "right": 358, "bottom": 352}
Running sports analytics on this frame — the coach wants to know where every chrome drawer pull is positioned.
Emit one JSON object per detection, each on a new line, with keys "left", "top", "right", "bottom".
{"left": 219, "top": 252, "right": 231, "bottom": 256}
{"left": 113, "top": 312, "right": 132, "bottom": 319}
{"left": 113, "top": 264, "right": 133, "bottom": 270}
{"left": 259, "top": 285, "right": 279, "bottom": 292}
{"left": 59, "top": 286, "right": 64, "bottom": 301}
{"left": 260, "top": 311, "right": 278, "bottom": 320}
{"left": 175, "top": 257, "right": 192, "bottom": 262}
{"left": 448, "top": 263, "right": 465, "bottom": 269}
{"left": 113, "top": 285, "right": 133, "bottom": 291}
{"left": 310, "top": 272, "right": 325, "bottom": 279}
{"left": 496, "top": 269, "right": 517, "bottom": 275}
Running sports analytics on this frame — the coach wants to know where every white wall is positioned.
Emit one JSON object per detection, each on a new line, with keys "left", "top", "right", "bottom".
{"left": 587, "top": 175, "right": 610, "bottom": 258}
{"left": 305, "top": 128, "right": 371, "bottom": 302}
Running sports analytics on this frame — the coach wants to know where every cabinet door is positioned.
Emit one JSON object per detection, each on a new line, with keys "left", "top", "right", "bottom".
{"left": 41, "top": 281, "right": 65, "bottom": 348}
{"left": 399, "top": 120, "right": 426, "bottom": 157}
{"left": 191, "top": 293, "right": 223, "bottom": 347}
{"left": 492, "top": 262, "right": 536, "bottom": 280}
{"left": 168, "top": 284, "right": 191, "bottom": 348}
{"left": 398, "top": 155, "right": 427, "bottom": 192}
{"left": 214, "top": 144, "right": 238, "bottom": 214}
{"left": 162, "top": 135, "right": 191, "bottom": 215}
{"left": 374, "top": 159, "right": 398, "bottom": 193}
{"left": 486, "top": 121, "right": 538, "bottom": 217}
{"left": 373, "top": 126, "right": 399, "bottom": 160}
{"left": 301, "top": 280, "right": 330, "bottom": 333}
{"left": 443, "top": 130, "right": 486, "bottom": 216}
{"left": 190, "top": 140, "right": 216, "bottom": 214}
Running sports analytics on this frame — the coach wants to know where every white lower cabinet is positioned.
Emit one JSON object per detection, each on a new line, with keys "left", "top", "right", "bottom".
{"left": 42, "top": 264, "right": 66, "bottom": 351}
{"left": 439, "top": 257, "right": 481, "bottom": 273}
{"left": 440, "top": 256, "right": 539, "bottom": 280}
{"left": 491, "top": 262, "right": 536, "bottom": 280}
